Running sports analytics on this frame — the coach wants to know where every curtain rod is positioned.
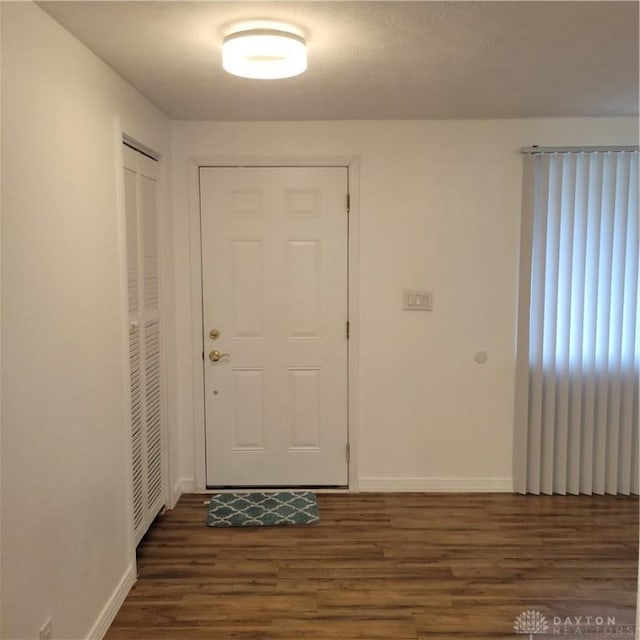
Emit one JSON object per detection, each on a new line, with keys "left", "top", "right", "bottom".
{"left": 521, "top": 145, "right": 639, "bottom": 154}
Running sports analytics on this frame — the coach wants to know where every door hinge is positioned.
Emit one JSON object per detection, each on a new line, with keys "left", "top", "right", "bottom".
{"left": 346, "top": 193, "right": 351, "bottom": 213}
{"left": 346, "top": 443, "right": 351, "bottom": 463}
{"left": 346, "top": 321, "right": 350, "bottom": 339}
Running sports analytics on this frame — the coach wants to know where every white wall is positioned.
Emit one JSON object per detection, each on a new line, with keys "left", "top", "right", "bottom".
{"left": 1, "top": 4, "right": 171, "bottom": 639}
{"left": 171, "top": 117, "right": 638, "bottom": 492}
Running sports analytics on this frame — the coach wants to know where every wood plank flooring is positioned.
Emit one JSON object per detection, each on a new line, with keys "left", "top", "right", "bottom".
{"left": 105, "top": 493, "right": 638, "bottom": 639}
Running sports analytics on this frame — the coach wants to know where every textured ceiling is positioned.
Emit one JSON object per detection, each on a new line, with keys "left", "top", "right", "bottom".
{"left": 39, "top": 1, "right": 639, "bottom": 121}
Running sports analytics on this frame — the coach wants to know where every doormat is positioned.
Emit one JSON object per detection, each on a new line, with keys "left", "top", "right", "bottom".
{"left": 206, "top": 491, "right": 320, "bottom": 527}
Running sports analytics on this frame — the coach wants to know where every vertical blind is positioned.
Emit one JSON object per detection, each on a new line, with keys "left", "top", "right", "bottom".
{"left": 514, "top": 149, "right": 639, "bottom": 495}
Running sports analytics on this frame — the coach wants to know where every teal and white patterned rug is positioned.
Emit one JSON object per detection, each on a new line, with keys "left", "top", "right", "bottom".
{"left": 206, "top": 491, "right": 320, "bottom": 527}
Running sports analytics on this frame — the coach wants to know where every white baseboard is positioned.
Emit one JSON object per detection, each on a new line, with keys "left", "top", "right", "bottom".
{"left": 358, "top": 476, "right": 513, "bottom": 492}
{"left": 85, "top": 563, "right": 136, "bottom": 640}
{"left": 171, "top": 477, "right": 196, "bottom": 506}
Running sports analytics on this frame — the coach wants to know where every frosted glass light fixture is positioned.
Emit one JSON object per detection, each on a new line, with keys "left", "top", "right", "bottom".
{"left": 222, "top": 29, "right": 307, "bottom": 79}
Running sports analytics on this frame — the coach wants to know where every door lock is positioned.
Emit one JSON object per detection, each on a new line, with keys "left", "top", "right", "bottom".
{"left": 209, "top": 329, "right": 221, "bottom": 340}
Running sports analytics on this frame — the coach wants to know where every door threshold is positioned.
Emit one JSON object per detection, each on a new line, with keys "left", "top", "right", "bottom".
{"left": 205, "top": 485, "right": 349, "bottom": 493}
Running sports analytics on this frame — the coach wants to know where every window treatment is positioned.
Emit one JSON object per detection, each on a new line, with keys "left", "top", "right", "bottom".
{"left": 514, "top": 149, "right": 639, "bottom": 495}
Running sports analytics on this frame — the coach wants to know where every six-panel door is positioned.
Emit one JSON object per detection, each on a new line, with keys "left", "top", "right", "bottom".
{"left": 200, "top": 166, "right": 349, "bottom": 487}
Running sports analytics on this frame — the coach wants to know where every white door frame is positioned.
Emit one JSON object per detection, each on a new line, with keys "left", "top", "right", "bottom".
{"left": 187, "top": 155, "right": 360, "bottom": 491}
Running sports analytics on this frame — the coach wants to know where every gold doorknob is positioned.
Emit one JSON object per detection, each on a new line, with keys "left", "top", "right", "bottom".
{"left": 209, "top": 350, "right": 230, "bottom": 362}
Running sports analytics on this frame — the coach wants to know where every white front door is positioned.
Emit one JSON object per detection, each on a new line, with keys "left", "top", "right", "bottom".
{"left": 200, "top": 166, "right": 349, "bottom": 487}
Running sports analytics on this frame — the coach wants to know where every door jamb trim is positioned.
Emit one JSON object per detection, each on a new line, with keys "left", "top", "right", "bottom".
{"left": 188, "top": 156, "right": 360, "bottom": 491}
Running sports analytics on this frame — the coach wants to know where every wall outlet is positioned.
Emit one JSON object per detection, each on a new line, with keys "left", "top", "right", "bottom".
{"left": 39, "top": 617, "right": 53, "bottom": 640}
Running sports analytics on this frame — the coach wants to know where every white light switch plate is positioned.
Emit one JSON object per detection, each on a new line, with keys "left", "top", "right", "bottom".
{"left": 404, "top": 290, "right": 433, "bottom": 311}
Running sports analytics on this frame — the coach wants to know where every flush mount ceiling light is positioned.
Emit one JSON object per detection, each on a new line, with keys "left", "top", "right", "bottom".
{"left": 222, "top": 28, "right": 307, "bottom": 79}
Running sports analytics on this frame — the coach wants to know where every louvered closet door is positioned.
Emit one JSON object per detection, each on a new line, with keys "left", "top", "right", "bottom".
{"left": 123, "top": 144, "right": 164, "bottom": 545}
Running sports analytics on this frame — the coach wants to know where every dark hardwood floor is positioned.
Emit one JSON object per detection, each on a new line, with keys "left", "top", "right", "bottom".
{"left": 105, "top": 492, "right": 638, "bottom": 639}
